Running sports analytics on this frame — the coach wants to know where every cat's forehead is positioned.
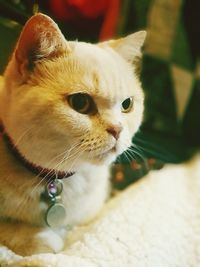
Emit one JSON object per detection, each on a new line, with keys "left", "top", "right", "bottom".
{"left": 36, "top": 41, "right": 139, "bottom": 101}
{"left": 69, "top": 42, "right": 136, "bottom": 97}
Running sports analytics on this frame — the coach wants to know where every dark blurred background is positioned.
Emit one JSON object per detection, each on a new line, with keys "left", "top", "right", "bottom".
{"left": 0, "top": 0, "right": 199, "bottom": 189}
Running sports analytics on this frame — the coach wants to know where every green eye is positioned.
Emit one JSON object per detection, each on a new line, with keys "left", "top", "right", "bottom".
{"left": 121, "top": 97, "right": 134, "bottom": 113}
{"left": 67, "top": 93, "right": 96, "bottom": 114}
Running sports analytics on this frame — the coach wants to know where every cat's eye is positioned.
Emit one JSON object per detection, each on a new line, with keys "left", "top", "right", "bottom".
{"left": 67, "top": 93, "right": 96, "bottom": 114}
{"left": 121, "top": 97, "right": 134, "bottom": 113}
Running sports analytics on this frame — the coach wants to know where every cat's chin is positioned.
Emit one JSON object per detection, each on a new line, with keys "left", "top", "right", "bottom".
{"left": 88, "top": 156, "right": 115, "bottom": 166}
{"left": 88, "top": 150, "right": 119, "bottom": 165}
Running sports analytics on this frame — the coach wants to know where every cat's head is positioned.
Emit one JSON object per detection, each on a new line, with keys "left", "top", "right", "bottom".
{"left": 0, "top": 14, "right": 146, "bottom": 171}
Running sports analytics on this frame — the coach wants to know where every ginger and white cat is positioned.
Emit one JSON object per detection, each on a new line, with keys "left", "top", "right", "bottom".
{"left": 0, "top": 14, "right": 146, "bottom": 256}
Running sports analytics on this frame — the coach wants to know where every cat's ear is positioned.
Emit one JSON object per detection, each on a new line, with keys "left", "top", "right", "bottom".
{"left": 14, "top": 13, "right": 69, "bottom": 76}
{"left": 100, "top": 31, "right": 146, "bottom": 63}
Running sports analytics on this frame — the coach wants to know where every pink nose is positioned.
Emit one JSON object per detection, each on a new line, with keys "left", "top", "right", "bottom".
{"left": 106, "top": 125, "right": 123, "bottom": 140}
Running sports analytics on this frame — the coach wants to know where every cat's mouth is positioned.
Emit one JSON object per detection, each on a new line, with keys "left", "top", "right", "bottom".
{"left": 90, "top": 145, "right": 118, "bottom": 163}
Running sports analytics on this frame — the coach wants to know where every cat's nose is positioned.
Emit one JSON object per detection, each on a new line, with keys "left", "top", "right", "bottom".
{"left": 106, "top": 125, "right": 123, "bottom": 140}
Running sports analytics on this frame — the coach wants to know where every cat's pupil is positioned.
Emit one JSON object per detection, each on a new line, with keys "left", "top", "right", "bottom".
{"left": 121, "top": 97, "right": 133, "bottom": 113}
{"left": 68, "top": 93, "right": 95, "bottom": 114}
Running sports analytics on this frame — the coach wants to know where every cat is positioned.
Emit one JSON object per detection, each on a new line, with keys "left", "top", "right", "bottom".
{"left": 0, "top": 13, "right": 146, "bottom": 256}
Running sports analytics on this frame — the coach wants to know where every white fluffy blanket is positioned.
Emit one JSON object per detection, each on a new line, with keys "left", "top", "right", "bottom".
{"left": 1, "top": 156, "right": 200, "bottom": 267}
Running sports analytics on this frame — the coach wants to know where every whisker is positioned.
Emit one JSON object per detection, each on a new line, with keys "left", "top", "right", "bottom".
{"left": 14, "top": 126, "right": 35, "bottom": 147}
{"left": 64, "top": 144, "right": 87, "bottom": 173}
{"left": 30, "top": 141, "right": 82, "bottom": 195}
{"left": 16, "top": 141, "right": 83, "bottom": 213}
{"left": 125, "top": 149, "right": 137, "bottom": 162}
{"left": 41, "top": 143, "right": 87, "bottom": 193}
{"left": 122, "top": 150, "right": 132, "bottom": 163}
{"left": 127, "top": 146, "right": 146, "bottom": 159}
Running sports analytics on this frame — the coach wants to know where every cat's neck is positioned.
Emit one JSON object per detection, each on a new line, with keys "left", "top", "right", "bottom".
{"left": 0, "top": 132, "right": 110, "bottom": 227}
{"left": 0, "top": 127, "right": 75, "bottom": 181}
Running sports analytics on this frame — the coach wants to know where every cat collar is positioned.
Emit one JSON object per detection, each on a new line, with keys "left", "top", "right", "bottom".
{"left": 1, "top": 127, "right": 74, "bottom": 227}
{"left": 2, "top": 131, "right": 75, "bottom": 180}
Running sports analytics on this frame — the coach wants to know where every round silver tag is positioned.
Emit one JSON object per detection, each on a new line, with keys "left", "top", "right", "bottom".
{"left": 45, "top": 203, "right": 66, "bottom": 228}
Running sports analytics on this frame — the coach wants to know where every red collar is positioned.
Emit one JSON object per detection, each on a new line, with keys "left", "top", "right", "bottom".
{"left": 0, "top": 125, "right": 75, "bottom": 180}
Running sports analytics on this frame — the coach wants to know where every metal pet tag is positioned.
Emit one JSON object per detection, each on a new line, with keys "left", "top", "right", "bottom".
{"left": 46, "top": 203, "right": 66, "bottom": 228}
{"left": 44, "top": 179, "right": 67, "bottom": 227}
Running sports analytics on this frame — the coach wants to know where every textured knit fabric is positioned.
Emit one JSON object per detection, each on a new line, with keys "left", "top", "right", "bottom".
{"left": 1, "top": 156, "right": 200, "bottom": 267}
